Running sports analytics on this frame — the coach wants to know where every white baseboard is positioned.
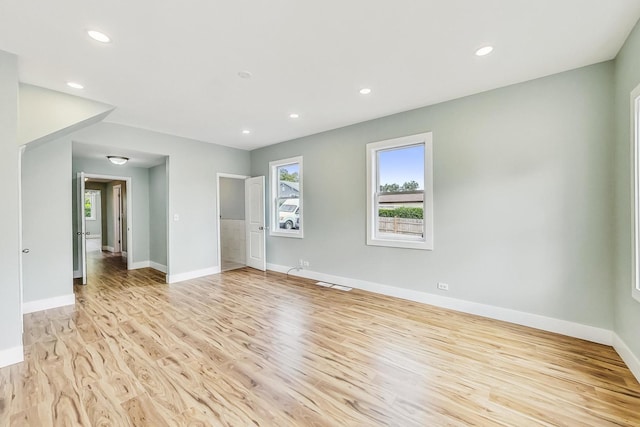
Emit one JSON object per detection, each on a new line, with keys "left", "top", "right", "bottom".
{"left": 129, "top": 260, "right": 167, "bottom": 274}
{"left": 130, "top": 260, "right": 150, "bottom": 270}
{"left": 613, "top": 333, "right": 640, "bottom": 384}
{"left": 267, "top": 263, "right": 613, "bottom": 346}
{"left": 150, "top": 261, "right": 167, "bottom": 273}
{"left": 167, "top": 266, "right": 221, "bottom": 284}
{"left": 73, "top": 269, "right": 81, "bottom": 279}
{"left": 22, "top": 293, "right": 76, "bottom": 314}
{"left": 0, "top": 345, "right": 24, "bottom": 368}
{"left": 102, "top": 245, "right": 115, "bottom": 252}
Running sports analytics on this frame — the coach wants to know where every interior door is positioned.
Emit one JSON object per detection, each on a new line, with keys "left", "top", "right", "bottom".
{"left": 245, "top": 176, "right": 266, "bottom": 271}
{"left": 78, "top": 172, "right": 87, "bottom": 284}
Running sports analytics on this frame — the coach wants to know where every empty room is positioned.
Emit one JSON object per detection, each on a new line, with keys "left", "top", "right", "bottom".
{"left": 2, "top": 1, "right": 640, "bottom": 425}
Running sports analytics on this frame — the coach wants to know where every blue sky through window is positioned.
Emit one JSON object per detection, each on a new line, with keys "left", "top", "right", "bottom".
{"left": 378, "top": 144, "right": 424, "bottom": 190}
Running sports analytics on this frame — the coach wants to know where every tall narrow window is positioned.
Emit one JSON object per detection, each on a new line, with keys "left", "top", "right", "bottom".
{"left": 85, "top": 190, "right": 97, "bottom": 221}
{"left": 270, "top": 156, "right": 303, "bottom": 238}
{"left": 367, "top": 132, "right": 433, "bottom": 250}
{"left": 632, "top": 84, "right": 640, "bottom": 302}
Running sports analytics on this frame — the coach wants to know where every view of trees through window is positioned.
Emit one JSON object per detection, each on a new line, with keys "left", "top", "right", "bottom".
{"left": 377, "top": 144, "right": 425, "bottom": 235}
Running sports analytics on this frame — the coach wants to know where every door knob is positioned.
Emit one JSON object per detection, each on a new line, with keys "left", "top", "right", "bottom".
{"left": 76, "top": 231, "right": 82, "bottom": 235}
{"left": 86, "top": 231, "right": 91, "bottom": 235}
{"left": 22, "top": 249, "right": 30, "bottom": 254}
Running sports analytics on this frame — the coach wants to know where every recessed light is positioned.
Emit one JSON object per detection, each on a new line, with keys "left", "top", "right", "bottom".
{"left": 242, "top": 129, "right": 251, "bottom": 135}
{"left": 238, "top": 71, "right": 252, "bottom": 79}
{"left": 289, "top": 113, "right": 300, "bottom": 119}
{"left": 475, "top": 46, "right": 494, "bottom": 56}
{"left": 67, "top": 81, "right": 84, "bottom": 89}
{"left": 359, "top": 88, "right": 372, "bottom": 95}
{"left": 87, "top": 30, "right": 111, "bottom": 43}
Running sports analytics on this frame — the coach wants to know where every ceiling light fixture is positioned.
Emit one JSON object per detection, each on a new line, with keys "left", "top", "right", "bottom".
{"left": 289, "top": 113, "right": 300, "bottom": 119}
{"left": 242, "top": 129, "right": 251, "bottom": 135}
{"left": 475, "top": 46, "right": 494, "bottom": 56}
{"left": 87, "top": 30, "right": 111, "bottom": 43}
{"left": 238, "top": 71, "right": 252, "bottom": 79}
{"left": 359, "top": 88, "right": 372, "bottom": 95}
{"left": 107, "top": 156, "right": 129, "bottom": 165}
{"left": 66, "top": 81, "right": 84, "bottom": 89}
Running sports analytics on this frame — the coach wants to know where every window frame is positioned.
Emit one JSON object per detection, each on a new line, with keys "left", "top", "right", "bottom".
{"left": 269, "top": 156, "right": 304, "bottom": 238}
{"left": 366, "top": 132, "right": 434, "bottom": 250}
{"left": 85, "top": 190, "right": 98, "bottom": 221}
{"left": 631, "top": 84, "right": 640, "bottom": 303}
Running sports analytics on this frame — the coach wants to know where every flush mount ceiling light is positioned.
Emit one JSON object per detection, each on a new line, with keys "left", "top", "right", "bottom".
{"left": 242, "top": 129, "right": 251, "bottom": 135}
{"left": 107, "top": 156, "right": 129, "bottom": 165}
{"left": 87, "top": 30, "right": 111, "bottom": 43}
{"left": 289, "top": 113, "right": 300, "bottom": 119}
{"left": 359, "top": 88, "right": 372, "bottom": 95}
{"left": 475, "top": 46, "right": 494, "bottom": 56}
{"left": 66, "top": 81, "right": 84, "bottom": 89}
{"left": 237, "top": 71, "right": 252, "bottom": 79}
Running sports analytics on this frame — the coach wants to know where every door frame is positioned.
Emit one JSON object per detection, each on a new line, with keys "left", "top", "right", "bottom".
{"left": 78, "top": 173, "right": 133, "bottom": 280}
{"left": 216, "top": 173, "right": 250, "bottom": 271}
{"left": 112, "top": 184, "right": 123, "bottom": 254}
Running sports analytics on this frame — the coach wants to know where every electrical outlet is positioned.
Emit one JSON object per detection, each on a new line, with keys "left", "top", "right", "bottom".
{"left": 437, "top": 282, "right": 449, "bottom": 291}
{"left": 303, "top": 261, "right": 310, "bottom": 267}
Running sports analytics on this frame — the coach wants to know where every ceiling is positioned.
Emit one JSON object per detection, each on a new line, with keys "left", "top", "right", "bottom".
{"left": 73, "top": 142, "right": 166, "bottom": 168}
{"left": 2, "top": 1, "right": 640, "bottom": 151}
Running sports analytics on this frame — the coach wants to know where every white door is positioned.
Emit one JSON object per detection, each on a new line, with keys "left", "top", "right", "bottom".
{"left": 77, "top": 172, "right": 88, "bottom": 284}
{"left": 245, "top": 176, "right": 266, "bottom": 271}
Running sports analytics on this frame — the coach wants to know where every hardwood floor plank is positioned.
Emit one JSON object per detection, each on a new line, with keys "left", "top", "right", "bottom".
{"left": 1, "top": 253, "right": 639, "bottom": 425}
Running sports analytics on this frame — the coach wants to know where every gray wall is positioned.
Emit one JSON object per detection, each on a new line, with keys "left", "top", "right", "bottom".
{"left": 220, "top": 177, "right": 245, "bottom": 220}
{"left": 69, "top": 122, "right": 250, "bottom": 277}
{"left": 251, "top": 61, "right": 615, "bottom": 329}
{"left": 72, "top": 158, "right": 150, "bottom": 268}
{"left": 85, "top": 182, "right": 108, "bottom": 245}
{"left": 614, "top": 19, "right": 640, "bottom": 363}
{"left": 149, "top": 163, "right": 168, "bottom": 266}
{"left": 22, "top": 137, "right": 73, "bottom": 303}
{"left": 0, "top": 51, "right": 22, "bottom": 355}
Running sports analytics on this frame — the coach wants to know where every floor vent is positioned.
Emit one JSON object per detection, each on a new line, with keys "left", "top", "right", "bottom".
{"left": 315, "top": 282, "right": 352, "bottom": 291}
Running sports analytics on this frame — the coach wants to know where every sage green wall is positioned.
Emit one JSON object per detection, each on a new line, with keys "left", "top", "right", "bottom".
{"left": 21, "top": 137, "right": 73, "bottom": 303}
{"left": 220, "top": 177, "right": 245, "bottom": 220}
{"left": 614, "top": 19, "right": 640, "bottom": 361}
{"left": 85, "top": 182, "right": 108, "bottom": 245}
{"left": 149, "top": 163, "right": 168, "bottom": 266}
{"left": 0, "top": 51, "right": 22, "bottom": 357}
{"left": 69, "top": 122, "right": 250, "bottom": 276}
{"left": 251, "top": 61, "right": 615, "bottom": 329}
{"left": 72, "top": 159, "right": 149, "bottom": 268}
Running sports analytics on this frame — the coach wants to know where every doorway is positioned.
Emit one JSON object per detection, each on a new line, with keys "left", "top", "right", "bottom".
{"left": 77, "top": 173, "right": 132, "bottom": 284}
{"left": 218, "top": 174, "right": 248, "bottom": 271}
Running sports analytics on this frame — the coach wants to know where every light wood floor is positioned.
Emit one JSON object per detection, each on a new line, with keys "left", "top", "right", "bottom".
{"left": 1, "top": 252, "right": 640, "bottom": 426}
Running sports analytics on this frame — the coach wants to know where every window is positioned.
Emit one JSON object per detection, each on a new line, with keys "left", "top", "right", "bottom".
{"left": 632, "top": 84, "right": 640, "bottom": 302}
{"left": 366, "top": 132, "right": 433, "bottom": 250}
{"left": 270, "top": 156, "right": 303, "bottom": 238}
{"left": 85, "top": 190, "right": 98, "bottom": 221}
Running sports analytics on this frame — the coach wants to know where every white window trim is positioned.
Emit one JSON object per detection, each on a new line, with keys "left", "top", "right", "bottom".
{"left": 366, "top": 132, "right": 434, "bottom": 250}
{"left": 631, "top": 84, "right": 640, "bottom": 303}
{"left": 85, "top": 190, "right": 98, "bottom": 221}
{"left": 269, "top": 156, "right": 303, "bottom": 238}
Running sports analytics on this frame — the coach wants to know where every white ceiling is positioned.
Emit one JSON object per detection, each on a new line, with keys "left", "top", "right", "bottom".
{"left": 73, "top": 142, "right": 166, "bottom": 168}
{"left": 2, "top": 1, "right": 640, "bottom": 151}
